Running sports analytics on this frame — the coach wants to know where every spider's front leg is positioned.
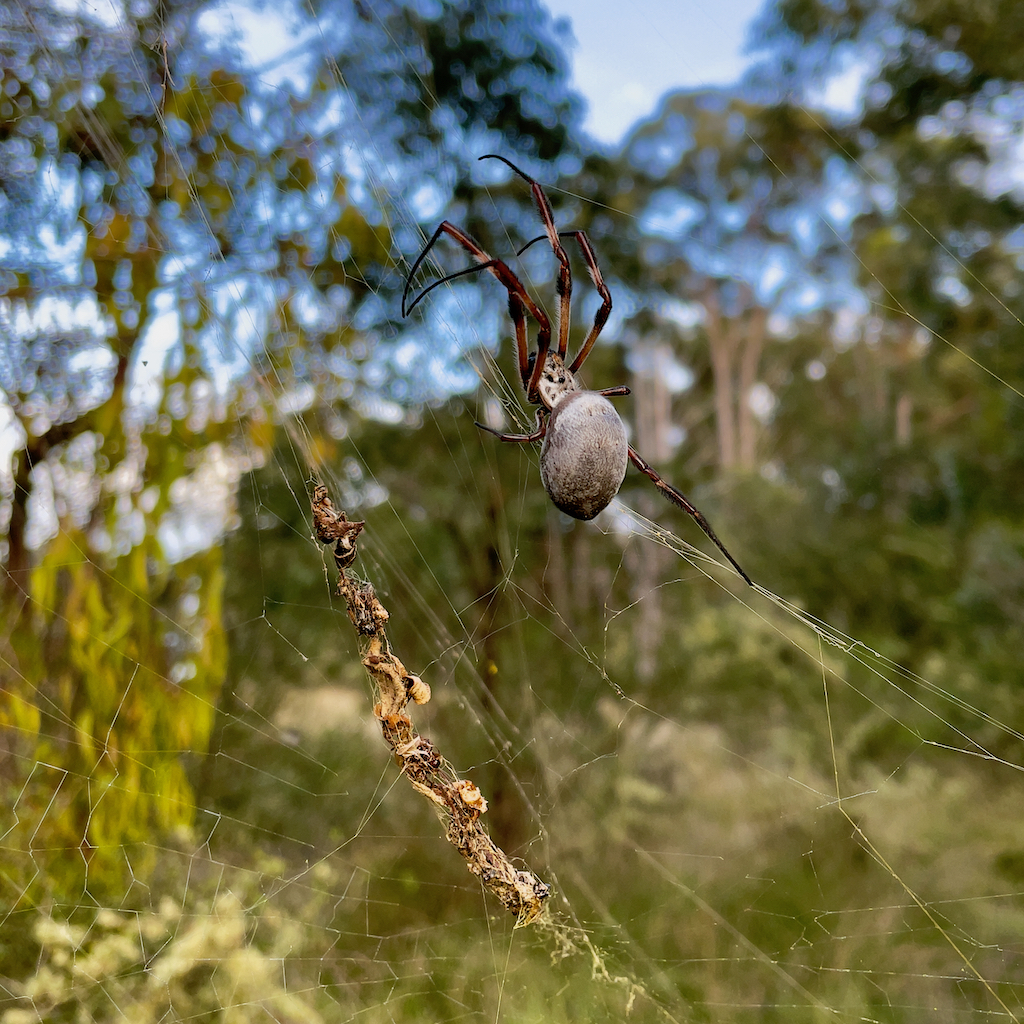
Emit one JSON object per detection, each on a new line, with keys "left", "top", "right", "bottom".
{"left": 401, "top": 219, "right": 552, "bottom": 401}
{"left": 480, "top": 154, "right": 573, "bottom": 361}
{"left": 474, "top": 408, "right": 548, "bottom": 444}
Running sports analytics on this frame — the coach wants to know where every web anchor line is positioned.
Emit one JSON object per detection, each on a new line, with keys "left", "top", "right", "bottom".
{"left": 311, "top": 484, "right": 551, "bottom": 926}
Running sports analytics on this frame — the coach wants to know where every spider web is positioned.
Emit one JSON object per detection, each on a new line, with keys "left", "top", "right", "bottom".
{"left": 3, "top": 2, "right": 1024, "bottom": 1022}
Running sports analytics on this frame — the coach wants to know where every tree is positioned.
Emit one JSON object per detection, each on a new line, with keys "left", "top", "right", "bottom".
{"left": 748, "top": 0, "right": 1024, "bottom": 443}
{"left": 622, "top": 90, "right": 864, "bottom": 472}
{"left": 0, "top": 0, "right": 583, "bottom": 901}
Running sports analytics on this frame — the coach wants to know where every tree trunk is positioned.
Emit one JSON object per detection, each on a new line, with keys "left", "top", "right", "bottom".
{"left": 703, "top": 284, "right": 738, "bottom": 470}
{"left": 703, "top": 282, "right": 765, "bottom": 473}
{"left": 629, "top": 342, "right": 672, "bottom": 682}
{"left": 738, "top": 305, "right": 767, "bottom": 471}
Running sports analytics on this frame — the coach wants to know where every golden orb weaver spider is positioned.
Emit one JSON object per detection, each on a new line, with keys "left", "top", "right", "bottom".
{"left": 402, "top": 155, "right": 752, "bottom": 587}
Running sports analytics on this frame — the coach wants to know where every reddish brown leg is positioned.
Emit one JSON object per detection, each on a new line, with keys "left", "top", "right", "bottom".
{"left": 627, "top": 446, "right": 752, "bottom": 586}
{"left": 403, "top": 220, "right": 551, "bottom": 396}
{"left": 475, "top": 409, "right": 548, "bottom": 443}
{"left": 480, "top": 155, "right": 573, "bottom": 374}
{"left": 516, "top": 229, "right": 613, "bottom": 374}
{"left": 563, "top": 231, "right": 612, "bottom": 373}
{"left": 509, "top": 294, "right": 530, "bottom": 390}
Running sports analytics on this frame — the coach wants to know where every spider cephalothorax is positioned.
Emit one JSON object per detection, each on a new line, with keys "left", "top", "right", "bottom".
{"left": 534, "top": 351, "right": 577, "bottom": 409}
{"left": 402, "top": 155, "right": 752, "bottom": 586}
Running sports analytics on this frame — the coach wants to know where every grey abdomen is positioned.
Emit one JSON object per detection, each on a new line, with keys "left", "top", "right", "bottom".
{"left": 540, "top": 392, "right": 628, "bottom": 520}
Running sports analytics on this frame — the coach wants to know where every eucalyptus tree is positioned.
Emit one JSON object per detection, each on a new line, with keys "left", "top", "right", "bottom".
{"left": 621, "top": 90, "right": 865, "bottom": 473}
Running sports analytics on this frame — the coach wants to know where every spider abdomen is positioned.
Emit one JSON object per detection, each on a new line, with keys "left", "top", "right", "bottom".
{"left": 539, "top": 391, "right": 628, "bottom": 520}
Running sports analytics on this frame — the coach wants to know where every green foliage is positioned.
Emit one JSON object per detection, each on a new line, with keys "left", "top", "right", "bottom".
{"left": 410, "top": 0, "right": 580, "bottom": 162}
{"left": 1, "top": 497, "right": 227, "bottom": 902}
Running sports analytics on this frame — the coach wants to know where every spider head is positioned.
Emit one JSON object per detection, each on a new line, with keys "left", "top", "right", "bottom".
{"left": 535, "top": 352, "right": 579, "bottom": 410}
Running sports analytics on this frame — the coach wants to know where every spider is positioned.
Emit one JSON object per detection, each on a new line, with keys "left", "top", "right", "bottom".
{"left": 402, "top": 154, "right": 752, "bottom": 587}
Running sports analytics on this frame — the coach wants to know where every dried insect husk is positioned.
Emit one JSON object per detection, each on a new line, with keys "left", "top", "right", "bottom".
{"left": 406, "top": 675, "right": 431, "bottom": 704}
{"left": 456, "top": 780, "right": 487, "bottom": 815}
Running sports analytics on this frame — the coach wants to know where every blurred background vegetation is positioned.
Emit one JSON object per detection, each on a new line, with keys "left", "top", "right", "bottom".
{"left": 2, "top": 0, "right": 1024, "bottom": 1019}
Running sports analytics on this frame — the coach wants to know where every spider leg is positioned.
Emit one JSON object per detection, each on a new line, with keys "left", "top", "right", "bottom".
{"left": 403, "top": 220, "right": 550, "bottom": 396}
{"left": 515, "top": 234, "right": 551, "bottom": 257}
{"left": 627, "top": 446, "right": 753, "bottom": 586}
{"left": 563, "top": 231, "right": 612, "bottom": 373}
{"left": 599, "top": 385, "right": 630, "bottom": 397}
{"left": 402, "top": 259, "right": 501, "bottom": 317}
{"left": 475, "top": 409, "right": 547, "bottom": 443}
{"left": 517, "top": 230, "right": 612, "bottom": 374}
{"left": 480, "top": 155, "right": 573, "bottom": 368}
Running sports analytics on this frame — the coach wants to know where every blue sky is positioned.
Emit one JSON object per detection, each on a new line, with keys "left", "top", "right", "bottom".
{"left": 543, "top": 0, "right": 769, "bottom": 144}
{"left": 193, "top": 0, "right": 772, "bottom": 145}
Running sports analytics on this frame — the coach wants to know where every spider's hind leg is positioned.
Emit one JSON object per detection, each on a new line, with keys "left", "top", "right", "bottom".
{"left": 627, "top": 446, "right": 753, "bottom": 587}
